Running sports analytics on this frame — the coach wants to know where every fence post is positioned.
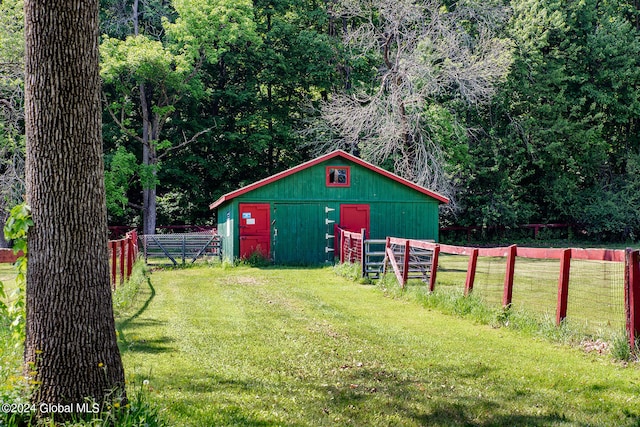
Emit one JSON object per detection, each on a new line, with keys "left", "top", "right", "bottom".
{"left": 339, "top": 228, "right": 345, "bottom": 264}
{"left": 429, "top": 244, "right": 440, "bottom": 293}
{"left": 556, "top": 248, "right": 571, "bottom": 325}
{"left": 402, "top": 240, "right": 410, "bottom": 288}
{"left": 111, "top": 241, "right": 117, "bottom": 289}
{"left": 360, "top": 228, "right": 366, "bottom": 277}
{"left": 142, "top": 234, "right": 148, "bottom": 264}
{"left": 625, "top": 249, "right": 640, "bottom": 350}
{"left": 465, "top": 248, "right": 479, "bottom": 296}
{"left": 502, "top": 245, "right": 517, "bottom": 308}
{"left": 126, "top": 236, "right": 134, "bottom": 280}
{"left": 182, "top": 235, "right": 186, "bottom": 265}
{"left": 129, "top": 230, "right": 138, "bottom": 259}
{"left": 382, "top": 236, "right": 390, "bottom": 275}
{"left": 119, "top": 239, "right": 125, "bottom": 285}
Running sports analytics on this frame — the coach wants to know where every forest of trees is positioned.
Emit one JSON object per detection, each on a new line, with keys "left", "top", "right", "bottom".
{"left": 3, "top": 0, "right": 640, "bottom": 241}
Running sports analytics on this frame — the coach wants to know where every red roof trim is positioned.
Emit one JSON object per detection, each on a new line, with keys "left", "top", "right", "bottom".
{"left": 209, "top": 150, "right": 449, "bottom": 210}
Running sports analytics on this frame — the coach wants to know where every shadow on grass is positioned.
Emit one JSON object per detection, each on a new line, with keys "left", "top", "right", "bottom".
{"left": 161, "top": 374, "right": 301, "bottom": 426}
{"left": 416, "top": 405, "right": 569, "bottom": 427}
{"left": 118, "top": 277, "right": 156, "bottom": 330}
{"left": 313, "top": 363, "right": 574, "bottom": 427}
{"left": 116, "top": 278, "right": 175, "bottom": 354}
{"left": 159, "top": 367, "right": 572, "bottom": 427}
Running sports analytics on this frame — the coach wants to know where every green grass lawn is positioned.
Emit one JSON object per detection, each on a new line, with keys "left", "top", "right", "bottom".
{"left": 0, "top": 263, "right": 17, "bottom": 300}
{"left": 116, "top": 265, "right": 640, "bottom": 426}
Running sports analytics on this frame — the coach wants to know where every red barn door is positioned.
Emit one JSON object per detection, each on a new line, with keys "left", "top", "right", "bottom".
{"left": 340, "top": 204, "right": 370, "bottom": 237}
{"left": 239, "top": 203, "right": 271, "bottom": 259}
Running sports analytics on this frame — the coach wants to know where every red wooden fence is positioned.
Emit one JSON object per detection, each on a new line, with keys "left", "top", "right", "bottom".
{"left": 108, "top": 230, "right": 139, "bottom": 289}
{"left": 0, "top": 248, "right": 22, "bottom": 263}
{"left": 0, "top": 231, "right": 138, "bottom": 290}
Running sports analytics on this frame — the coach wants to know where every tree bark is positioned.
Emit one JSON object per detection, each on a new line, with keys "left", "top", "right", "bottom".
{"left": 24, "top": 0, "right": 126, "bottom": 412}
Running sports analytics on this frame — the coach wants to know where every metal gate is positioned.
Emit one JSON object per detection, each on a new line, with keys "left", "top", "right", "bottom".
{"left": 140, "top": 231, "right": 222, "bottom": 266}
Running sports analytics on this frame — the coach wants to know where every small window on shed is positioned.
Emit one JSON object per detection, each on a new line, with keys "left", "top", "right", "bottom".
{"left": 326, "top": 166, "right": 350, "bottom": 187}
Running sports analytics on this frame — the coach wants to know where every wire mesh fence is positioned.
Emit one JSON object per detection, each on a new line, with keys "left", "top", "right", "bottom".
{"left": 433, "top": 253, "right": 468, "bottom": 294}
{"left": 475, "top": 256, "right": 508, "bottom": 307}
{"left": 508, "top": 257, "right": 560, "bottom": 319}
{"left": 339, "top": 229, "right": 363, "bottom": 264}
{"left": 566, "top": 259, "right": 626, "bottom": 332}
{"left": 432, "top": 247, "right": 627, "bottom": 336}
{"left": 337, "top": 234, "right": 639, "bottom": 347}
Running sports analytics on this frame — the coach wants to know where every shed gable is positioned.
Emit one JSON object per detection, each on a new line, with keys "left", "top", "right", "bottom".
{"left": 236, "top": 158, "right": 439, "bottom": 204}
{"left": 210, "top": 150, "right": 448, "bottom": 209}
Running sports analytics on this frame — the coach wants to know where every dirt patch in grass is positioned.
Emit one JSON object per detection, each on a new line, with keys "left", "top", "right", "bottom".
{"left": 220, "top": 275, "right": 264, "bottom": 286}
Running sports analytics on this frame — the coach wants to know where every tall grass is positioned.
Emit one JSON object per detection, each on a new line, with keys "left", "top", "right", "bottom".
{"left": 112, "top": 260, "right": 149, "bottom": 317}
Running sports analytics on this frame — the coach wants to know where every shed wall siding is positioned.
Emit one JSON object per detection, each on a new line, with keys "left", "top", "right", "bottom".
{"left": 242, "top": 159, "right": 429, "bottom": 203}
{"left": 272, "top": 202, "right": 330, "bottom": 265}
{"left": 217, "top": 202, "right": 237, "bottom": 260}
{"left": 216, "top": 158, "right": 442, "bottom": 264}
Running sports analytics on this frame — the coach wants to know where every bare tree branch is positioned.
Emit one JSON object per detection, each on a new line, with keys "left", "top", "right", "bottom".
{"left": 102, "top": 93, "right": 145, "bottom": 144}
{"left": 157, "top": 127, "right": 213, "bottom": 161}
{"left": 306, "top": 0, "right": 512, "bottom": 212}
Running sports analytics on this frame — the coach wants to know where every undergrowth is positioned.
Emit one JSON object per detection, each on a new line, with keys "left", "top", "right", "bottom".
{"left": 112, "top": 260, "right": 149, "bottom": 317}
{"left": 333, "top": 261, "right": 371, "bottom": 284}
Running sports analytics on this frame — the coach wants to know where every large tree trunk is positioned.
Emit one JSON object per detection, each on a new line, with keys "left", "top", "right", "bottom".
{"left": 24, "top": 0, "right": 126, "bottom": 413}
{"left": 139, "top": 81, "right": 158, "bottom": 236}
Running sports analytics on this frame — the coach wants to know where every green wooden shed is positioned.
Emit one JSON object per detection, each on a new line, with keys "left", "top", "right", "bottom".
{"left": 209, "top": 150, "right": 448, "bottom": 264}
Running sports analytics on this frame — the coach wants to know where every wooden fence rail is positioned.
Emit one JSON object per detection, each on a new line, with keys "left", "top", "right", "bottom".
{"left": 0, "top": 248, "right": 22, "bottom": 263}
{"left": 384, "top": 237, "right": 435, "bottom": 288}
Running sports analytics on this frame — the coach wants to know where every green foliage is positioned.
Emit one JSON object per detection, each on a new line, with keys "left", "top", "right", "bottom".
{"left": 167, "top": 0, "right": 260, "bottom": 63}
{"left": 155, "top": 191, "right": 198, "bottom": 225}
{"left": 137, "top": 163, "right": 160, "bottom": 191}
{"left": 0, "top": 0, "right": 25, "bottom": 217}
{"left": 9, "top": 0, "right": 640, "bottom": 238}
{"left": 453, "top": 0, "right": 640, "bottom": 239}
{"left": 0, "top": 0, "right": 24, "bottom": 61}
{"left": 3, "top": 203, "right": 31, "bottom": 252}
{"left": 104, "top": 146, "right": 138, "bottom": 220}
{"left": 0, "top": 369, "right": 165, "bottom": 427}
{"left": 0, "top": 257, "right": 163, "bottom": 427}
{"left": 2, "top": 202, "right": 31, "bottom": 346}
{"left": 610, "top": 331, "right": 633, "bottom": 362}
{"left": 45, "top": 386, "right": 168, "bottom": 427}
{"left": 241, "top": 249, "right": 271, "bottom": 267}
{"left": 610, "top": 331, "right": 640, "bottom": 363}
{"left": 100, "top": 35, "right": 191, "bottom": 90}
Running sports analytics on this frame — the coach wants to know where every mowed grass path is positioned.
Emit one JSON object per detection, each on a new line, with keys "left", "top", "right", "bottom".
{"left": 117, "top": 266, "right": 640, "bottom": 426}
